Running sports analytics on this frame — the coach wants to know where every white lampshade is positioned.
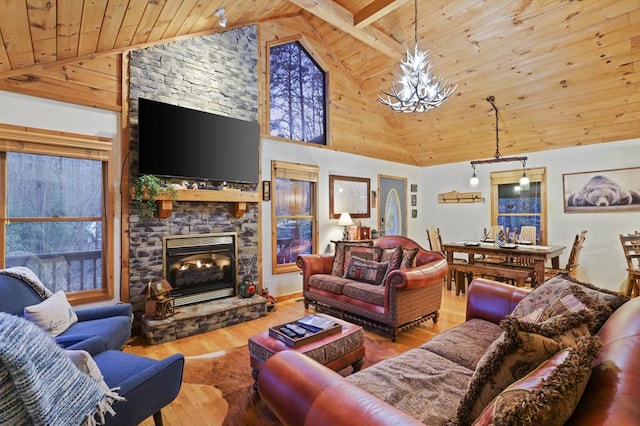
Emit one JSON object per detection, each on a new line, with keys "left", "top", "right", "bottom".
{"left": 469, "top": 173, "right": 479, "bottom": 190}
{"left": 519, "top": 173, "right": 530, "bottom": 191}
{"left": 338, "top": 212, "right": 354, "bottom": 226}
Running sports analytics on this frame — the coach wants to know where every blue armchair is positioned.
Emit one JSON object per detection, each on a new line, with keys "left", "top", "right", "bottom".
{"left": 0, "top": 267, "right": 132, "bottom": 351}
{"left": 95, "top": 349, "right": 184, "bottom": 425}
{"left": 0, "top": 314, "right": 183, "bottom": 426}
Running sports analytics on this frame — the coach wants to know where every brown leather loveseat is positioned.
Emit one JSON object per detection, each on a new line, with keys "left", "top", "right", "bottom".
{"left": 296, "top": 235, "right": 448, "bottom": 341}
{"left": 259, "top": 277, "right": 640, "bottom": 425}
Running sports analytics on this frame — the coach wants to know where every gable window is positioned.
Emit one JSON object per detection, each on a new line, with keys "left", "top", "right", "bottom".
{"left": 491, "top": 168, "right": 547, "bottom": 244}
{"left": 269, "top": 40, "right": 327, "bottom": 145}
{"left": 0, "top": 124, "right": 114, "bottom": 304}
{"left": 272, "top": 161, "right": 318, "bottom": 274}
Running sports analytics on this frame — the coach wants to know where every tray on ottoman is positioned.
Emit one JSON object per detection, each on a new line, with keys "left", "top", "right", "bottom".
{"left": 268, "top": 314, "right": 342, "bottom": 348}
{"left": 249, "top": 313, "right": 365, "bottom": 389}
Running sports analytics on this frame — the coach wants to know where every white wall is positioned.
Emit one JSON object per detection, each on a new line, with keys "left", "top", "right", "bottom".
{"left": 0, "top": 91, "right": 121, "bottom": 305}
{"left": 418, "top": 138, "right": 640, "bottom": 291}
{"left": 260, "top": 138, "right": 423, "bottom": 297}
{"left": 0, "top": 91, "right": 117, "bottom": 137}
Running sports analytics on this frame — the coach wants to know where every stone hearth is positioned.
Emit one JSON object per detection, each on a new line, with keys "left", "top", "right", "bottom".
{"left": 142, "top": 296, "right": 267, "bottom": 345}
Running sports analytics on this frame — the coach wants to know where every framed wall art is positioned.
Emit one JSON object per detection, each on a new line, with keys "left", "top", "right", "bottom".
{"left": 563, "top": 167, "right": 640, "bottom": 213}
{"left": 329, "top": 175, "right": 371, "bottom": 219}
{"left": 262, "top": 180, "right": 271, "bottom": 201}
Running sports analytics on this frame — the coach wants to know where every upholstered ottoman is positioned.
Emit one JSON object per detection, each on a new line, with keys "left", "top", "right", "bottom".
{"left": 249, "top": 313, "right": 365, "bottom": 387}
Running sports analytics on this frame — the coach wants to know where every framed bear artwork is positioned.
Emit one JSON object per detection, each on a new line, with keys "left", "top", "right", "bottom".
{"left": 563, "top": 167, "right": 640, "bottom": 213}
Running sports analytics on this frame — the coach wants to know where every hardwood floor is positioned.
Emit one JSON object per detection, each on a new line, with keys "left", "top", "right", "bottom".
{"left": 126, "top": 287, "right": 468, "bottom": 425}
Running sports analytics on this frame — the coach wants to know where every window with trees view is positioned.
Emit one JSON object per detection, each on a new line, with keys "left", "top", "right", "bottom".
{"left": 0, "top": 125, "right": 113, "bottom": 304}
{"left": 491, "top": 168, "right": 547, "bottom": 244}
{"left": 272, "top": 161, "right": 318, "bottom": 274}
{"left": 269, "top": 41, "right": 327, "bottom": 145}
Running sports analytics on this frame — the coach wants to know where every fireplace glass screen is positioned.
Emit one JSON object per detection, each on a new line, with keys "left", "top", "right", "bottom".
{"left": 163, "top": 233, "right": 237, "bottom": 305}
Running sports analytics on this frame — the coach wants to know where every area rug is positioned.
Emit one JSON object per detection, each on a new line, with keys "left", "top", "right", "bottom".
{"left": 182, "top": 337, "right": 403, "bottom": 425}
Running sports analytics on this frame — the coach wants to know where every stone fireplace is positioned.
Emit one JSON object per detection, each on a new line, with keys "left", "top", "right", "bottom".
{"left": 128, "top": 26, "right": 266, "bottom": 344}
{"left": 141, "top": 225, "right": 266, "bottom": 345}
{"left": 127, "top": 26, "right": 259, "bottom": 314}
{"left": 163, "top": 232, "right": 237, "bottom": 306}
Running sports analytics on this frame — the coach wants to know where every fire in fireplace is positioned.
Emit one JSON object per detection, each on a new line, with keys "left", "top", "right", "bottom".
{"left": 163, "top": 232, "right": 237, "bottom": 306}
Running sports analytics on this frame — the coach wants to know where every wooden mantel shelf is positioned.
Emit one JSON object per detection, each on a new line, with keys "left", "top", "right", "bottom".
{"left": 133, "top": 188, "right": 259, "bottom": 218}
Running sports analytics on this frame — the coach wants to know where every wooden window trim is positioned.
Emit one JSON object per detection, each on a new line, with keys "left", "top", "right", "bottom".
{"left": 265, "top": 36, "right": 330, "bottom": 146}
{"left": 271, "top": 160, "right": 319, "bottom": 274}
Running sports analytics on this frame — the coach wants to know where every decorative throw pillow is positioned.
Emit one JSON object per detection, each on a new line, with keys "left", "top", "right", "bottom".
{"left": 399, "top": 247, "right": 420, "bottom": 269}
{"left": 511, "top": 274, "right": 628, "bottom": 323}
{"left": 380, "top": 246, "right": 403, "bottom": 285}
{"left": 537, "top": 285, "right": 612, "bottom": 333}
{"left": 456, "top": 310, "right": 594, "bottom": 425}
{"left": 23, "top": 290, "right": 78, "bottom": 337}
{"left": 344, "top": 256, "right": 390, "bottom": 285}
{"left": 342, "top": 246, "right": 381, "bottom": 276}
{"left": 473, "top": 336, "right": 602, "bottom": 426}
{"left": 331, "top": 241, "right": 373, "bottom": 276}
{"left": 65, "top": 350, "right": 111, "bottom": 392}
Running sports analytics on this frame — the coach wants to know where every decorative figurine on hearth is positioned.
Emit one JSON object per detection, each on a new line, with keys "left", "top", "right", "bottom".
{"left": 142, "top": 279, "right": 175, "bottom": 319}
{"left": 262, "top": 287, "right": 277, "bottom": 312}
{"left": 239, "top": 279, "right": 256, "bottom": 298}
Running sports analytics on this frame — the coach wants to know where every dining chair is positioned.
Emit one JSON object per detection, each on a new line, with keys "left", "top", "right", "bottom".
{"left": 544, "top": 230, "right": 587, "bottom": 280}
{"left": 619, "top": 231, "right": 640, "bottom": 298}
{"left": 518, "top": 226, "right": 537, "bottom": 244}
{"left": 426, "top": 226, "right": 458, "bottom": 291}
{"left": 426, "top": 226, "right": 443, "bottom": 252}
{"left": 426, "top": 226, "right": 472, "bottom": 293}
{"left": 486, "top": 225, "right": 504, "bottom": 240}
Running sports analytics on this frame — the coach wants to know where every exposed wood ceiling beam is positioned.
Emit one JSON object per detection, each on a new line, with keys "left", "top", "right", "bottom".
{"left": 288, "top": 0, "right": 405, "bottom": 60}
{"left": 354, "top": 0, "right": 412, "bottom": 29}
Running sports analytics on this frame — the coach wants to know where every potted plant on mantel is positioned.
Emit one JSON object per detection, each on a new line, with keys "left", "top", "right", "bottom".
{"left": 133, "top": 174, "right": 177, "bottom": 220}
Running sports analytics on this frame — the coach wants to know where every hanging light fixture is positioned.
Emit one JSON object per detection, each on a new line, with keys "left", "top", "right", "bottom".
{"left": 215, "top": 8, "right": 227, "bottom": 27}
{"left": 378, "top": 0, "right": 457, "bottom": 113}
{"left": 519, "top": 163, "right": 530, "bottom": 191}
{"left": 469, "top": 96, "right": 528, "bottom": 188}
{"left": 469, "top": 164, "right": 479, "bottom": 189}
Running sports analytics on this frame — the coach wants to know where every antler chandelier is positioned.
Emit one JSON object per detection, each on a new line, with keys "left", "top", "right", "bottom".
{"left": 378, "top": 0, "right": 457, "bottom": 113}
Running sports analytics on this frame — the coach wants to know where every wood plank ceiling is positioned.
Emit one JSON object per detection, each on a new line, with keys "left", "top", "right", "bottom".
{"left": 0, "top": 0, "right": 637, "bottom": 167}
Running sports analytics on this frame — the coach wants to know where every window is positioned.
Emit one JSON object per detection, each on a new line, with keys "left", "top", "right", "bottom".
{"left": 272, "top": 161, "right": 318, "bottom": 274}
{"left": 0, "top": 124, "right": 114, "bottom": 304}
{"left": 491, "top": 168, "right": 547, "bottom": 244}
{"left": 269, "top": 40, "right": 327, "bottom": 145}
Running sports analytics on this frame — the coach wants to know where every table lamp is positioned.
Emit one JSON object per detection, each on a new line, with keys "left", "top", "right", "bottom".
{"left": 338, "top": 212, "right": 353, "bottom": 241}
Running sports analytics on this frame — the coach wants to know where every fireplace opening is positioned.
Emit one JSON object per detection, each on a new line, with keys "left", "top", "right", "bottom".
{"left": 163, "top": 233, "right": 237, "bottom": 306}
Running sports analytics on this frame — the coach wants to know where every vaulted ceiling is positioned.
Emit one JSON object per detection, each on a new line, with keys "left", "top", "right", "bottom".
{"left": 0, "top": 0, "right": 637, "bottom": 166}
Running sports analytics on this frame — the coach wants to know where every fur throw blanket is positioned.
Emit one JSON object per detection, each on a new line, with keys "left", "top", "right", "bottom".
{"left": 0, "top": 312, "right": 123, "bottom": 425}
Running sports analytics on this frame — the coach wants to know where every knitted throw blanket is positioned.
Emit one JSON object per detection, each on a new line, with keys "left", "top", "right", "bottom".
{"left": 0, "top": 313, "right": 123, "bottom": 425}
{"left": 0, "top": 267, "right": 53, "bottom": 300}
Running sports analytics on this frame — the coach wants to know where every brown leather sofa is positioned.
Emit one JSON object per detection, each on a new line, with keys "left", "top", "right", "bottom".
{"left": 258, "top": 278, "right": 640, "bottom": 425}
{"left": 296, "top": 235, "right": 448, "bottom": 341}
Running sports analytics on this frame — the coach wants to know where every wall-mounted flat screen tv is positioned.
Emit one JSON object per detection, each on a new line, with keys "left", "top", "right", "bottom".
{"left": 138, "top": 98, "right": 260, "bottom": 184}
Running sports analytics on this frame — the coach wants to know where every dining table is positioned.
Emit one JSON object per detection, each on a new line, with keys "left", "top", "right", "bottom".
{"left": 441, "top": 241, "right": 566, "bottom": 288}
